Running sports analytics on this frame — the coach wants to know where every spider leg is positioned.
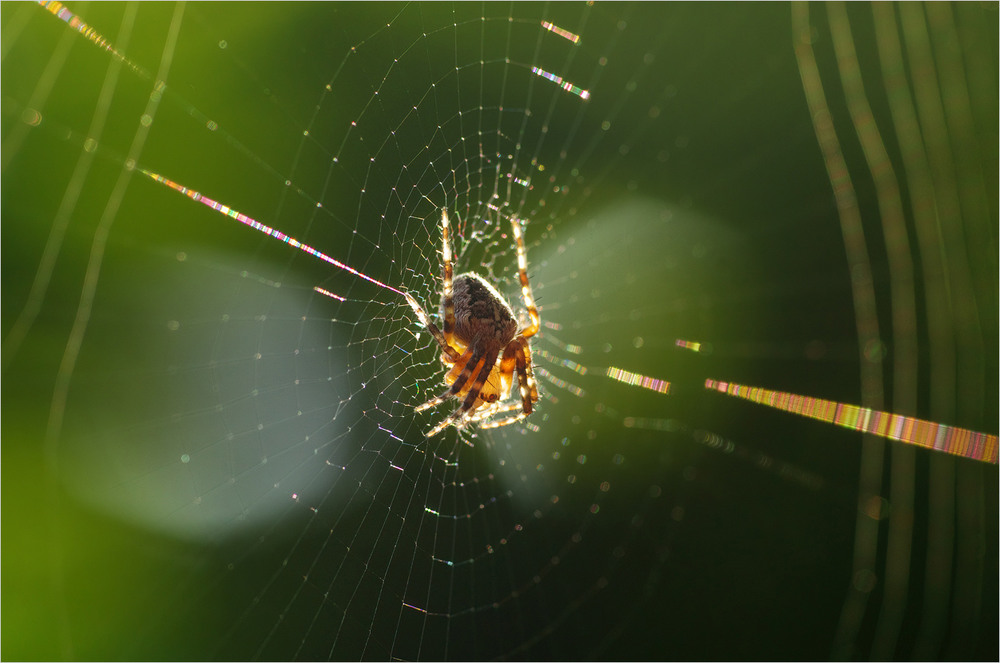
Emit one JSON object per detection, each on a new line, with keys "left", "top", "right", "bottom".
{"left": 510, "top": 217, "right": 540, "bottom": 338}
{"left": 447, "top": 344, "right": 487, "bottom": 397}
{"left": 470, "top": 400, "right": 523, "bottom": 422}
{"left": 424, "top": 349, "right": 499, "bottom": 437}
{"left": 415, "top": 348, "right": 474, "bottom": 414}
{"left": 402, "top": 291, "right": 460, "bottom": 362}
{"left": 477, "top": 338, "right": 537, "bottom": 431}
{"left": 500, "top": 337, "right": 536, "bottom": 412}
{"left": 521, "top": 339, "right": 539, "bottom": 404}
{"left": 424, "top": 417, "right": 457, "bottom": 438}
{"left": 440, "top": 208, "right": 456, "bottom": 339}
{"left": 414, "top": 391, "right": 451, "bottom": 414}
{"left": 512, "top": 337, "right": 536, "bottom": 414}
{"left": 457, "top": 349, "right": 499, "bottom": 410}
{"left": 416, "top": 343, "right": 483, "bottom": 413}
{"left": 478, "top": 409, "right": 531, "bottom": 430}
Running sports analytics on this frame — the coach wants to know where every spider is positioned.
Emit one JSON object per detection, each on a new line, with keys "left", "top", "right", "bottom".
{"left": 402, "top": 208, "right": 540, "bottom": 437}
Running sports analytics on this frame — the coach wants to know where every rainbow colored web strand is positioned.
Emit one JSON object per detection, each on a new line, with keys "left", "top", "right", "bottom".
{"left": 530, "top": 67, "right": 590, "bottom": 100}
{"left": 606, "top": 367, "right": 671, "bottom": 395}
{"left": 140, "top": 170, "right": 404, "bottom": 297}
{"left": 313, "top": 287, "right": 346, "bottom": 302}
{"left": 541, "top": 21, "right": 581, "bottom": 44}
{"left": 38, "top": 1, "right": 144, "bottom": 75}
{"left": 705, "top": 379, "right": 998, "bottom": 465}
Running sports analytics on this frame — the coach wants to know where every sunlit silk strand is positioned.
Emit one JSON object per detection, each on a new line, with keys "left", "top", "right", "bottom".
{"left": 530, "top": 67, "right": 591, "bottom": 100}
{"left": 38, "top": 1, "right": 145, "bottom": 76}
{"left": 540, "top": 21, "right": 581, "bottom": 44}
{"left": 605, "top": 367, "right": 671, "bottom": 395}
{"left": 313, "top": 287, "right": 346, "bottom": 302}
{"left": 535, "top": 367, "right": 585, "bottom": 398}
{"left": 140, "top": 170, "right": 405, "bottom": 297}
{"left": 704, "top": 379, "right": 998, "bottom": 465}
{"left": 38, "top": 0, "right": 119, "bottom": 52}
{"left": 674, "top": 339, "right": 702, "bottom": 352}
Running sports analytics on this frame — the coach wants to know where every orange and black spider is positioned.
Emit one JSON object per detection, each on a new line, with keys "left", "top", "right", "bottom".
{"left": 403, "top": 209, "right": 540, "bottom": 437}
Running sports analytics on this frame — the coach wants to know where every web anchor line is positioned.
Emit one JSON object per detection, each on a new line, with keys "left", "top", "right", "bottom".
{"left": 140, "top": 169, "right": 414, "bottom": 304}
{"left": 38, "top": 0, "right": 147, "bottom": 76}
{"left": 705, "top": 379, "right": 998, "bottom": 465}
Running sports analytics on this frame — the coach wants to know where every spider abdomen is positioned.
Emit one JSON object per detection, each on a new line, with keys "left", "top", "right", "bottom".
{"left": 450, "top": 273, "right": 518, "bottom": 350}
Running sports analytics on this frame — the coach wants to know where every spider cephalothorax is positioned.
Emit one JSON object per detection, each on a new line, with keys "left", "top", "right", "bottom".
{"left": 402, "top": 209, "right": 540, "bottom": 437}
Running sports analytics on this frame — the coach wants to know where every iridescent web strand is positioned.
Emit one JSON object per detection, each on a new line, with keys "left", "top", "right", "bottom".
{"left": 705, "top": 379, "right": 998, "bottom": 464}
{"left": 141, "top": 170, "right": 405, "bottom": 297}
{"left": 541, "top": 21, "right": 581, "bottom": 44}
{"left": 38, "top": 0, "right": 146, "bottom": 76}
{"left": 313, "top": 287, "right": 346, "bottom": 302}
{"left": 530, "top": 66, "right": 590, "bottom": 100}
{"left": 606, "top": 367, "right": 671, "bottom": 394}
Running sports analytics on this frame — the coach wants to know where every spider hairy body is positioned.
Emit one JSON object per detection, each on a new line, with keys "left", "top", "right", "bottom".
{"left": 451, "top": 273, "right": 518, "bottom": 355}
{"left": 405, "top": 209, "right": 540, "bottom": 437}
{"left": 443, "top": 273, "right": 518, "bottom": 407}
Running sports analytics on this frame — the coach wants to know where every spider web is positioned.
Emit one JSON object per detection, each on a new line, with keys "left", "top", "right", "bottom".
{"left": 2, "top": 2, "right": 997, "bottom": 661}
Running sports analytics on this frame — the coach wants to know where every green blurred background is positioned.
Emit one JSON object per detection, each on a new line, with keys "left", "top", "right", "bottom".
{"left": 3, "top": 2, "right": 997, "bottom": 660}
